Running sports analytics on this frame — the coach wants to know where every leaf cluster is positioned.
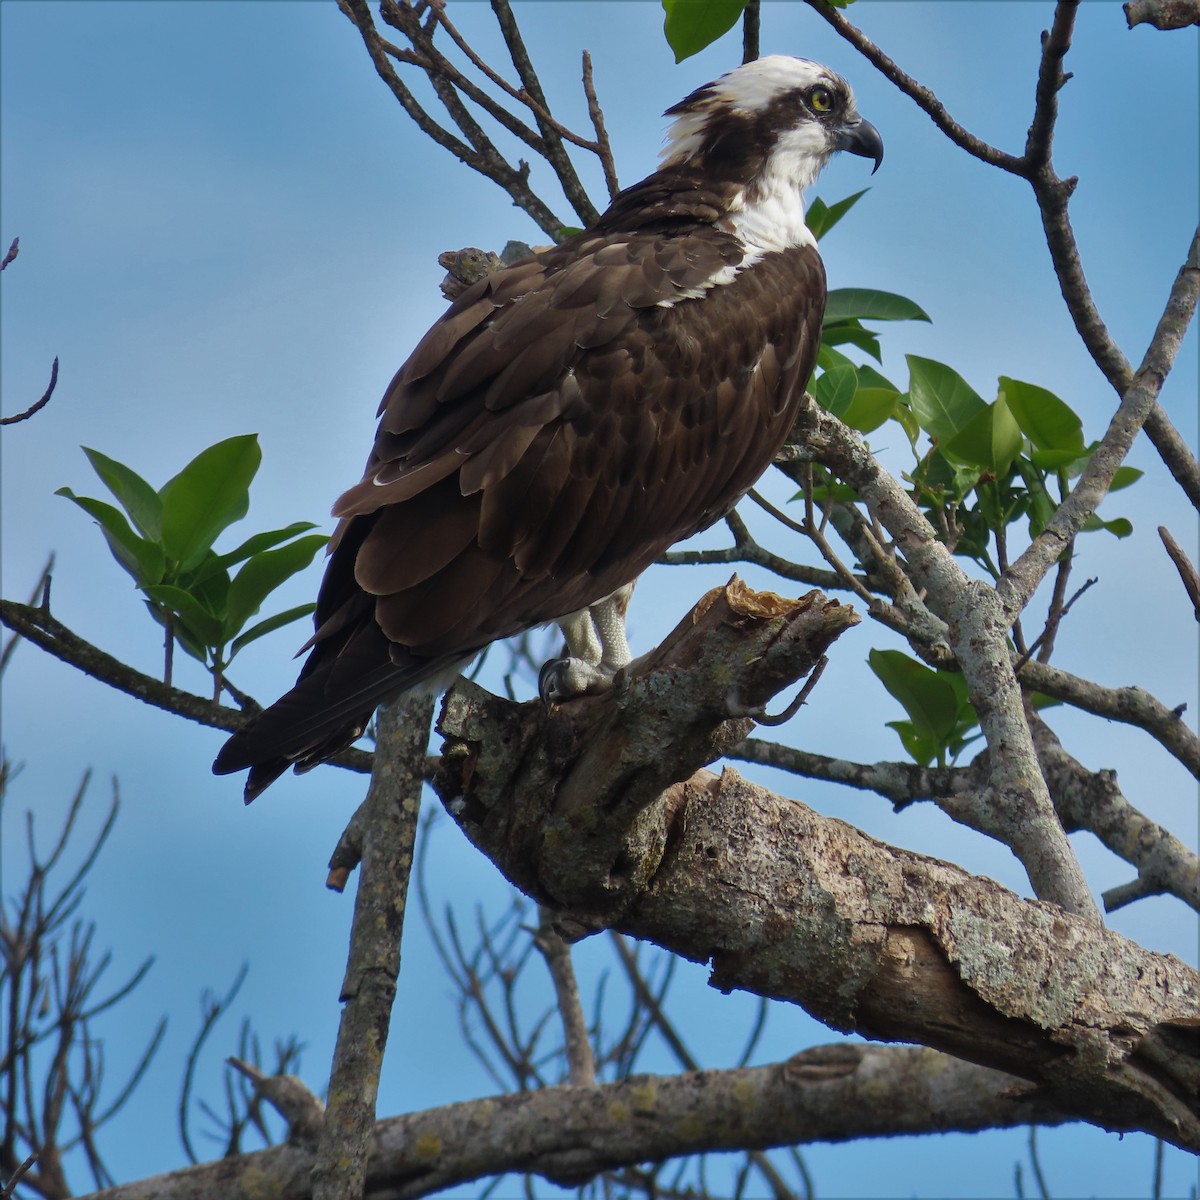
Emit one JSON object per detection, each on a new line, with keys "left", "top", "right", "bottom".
{"left": 804, "top": 194, "right": 1141, "bottom": 767}
{"left": 57, "top": 435, "right": 326, "bottom": 694}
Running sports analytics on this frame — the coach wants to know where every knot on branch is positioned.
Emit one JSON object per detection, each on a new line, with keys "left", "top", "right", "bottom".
{"left": 434, "top": 578, "right": 859, "bottom": 926}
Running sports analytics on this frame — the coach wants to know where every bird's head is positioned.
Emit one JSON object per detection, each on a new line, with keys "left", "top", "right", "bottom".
{"left": 661, "top": 55, "right": 883, "bottom": 194}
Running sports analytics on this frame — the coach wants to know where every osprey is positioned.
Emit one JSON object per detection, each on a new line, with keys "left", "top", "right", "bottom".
{"left": 214, "top": 55, "right": 882, "bottom": 802}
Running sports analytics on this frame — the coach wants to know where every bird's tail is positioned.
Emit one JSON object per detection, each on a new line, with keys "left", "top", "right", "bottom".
{"left": 213, "top": 624, "right": 447, "bottom": 803}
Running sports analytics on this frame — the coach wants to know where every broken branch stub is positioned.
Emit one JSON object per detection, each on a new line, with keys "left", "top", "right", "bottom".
{"left": 434, "top": 579, "right": 860, "bottom": 922}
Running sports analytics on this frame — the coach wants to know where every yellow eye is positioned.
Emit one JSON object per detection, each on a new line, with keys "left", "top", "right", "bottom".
{"left": 809, "top": 86, "right": 833, "bottom": 113}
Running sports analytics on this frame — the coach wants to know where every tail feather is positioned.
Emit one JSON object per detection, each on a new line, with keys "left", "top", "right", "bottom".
{"left": 213, "top": 623, "right": 454, "bottom": 802}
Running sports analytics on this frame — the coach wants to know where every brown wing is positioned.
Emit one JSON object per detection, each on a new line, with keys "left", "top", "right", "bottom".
{"left": 214, "top": 231, "right": 825, "bottom": 798}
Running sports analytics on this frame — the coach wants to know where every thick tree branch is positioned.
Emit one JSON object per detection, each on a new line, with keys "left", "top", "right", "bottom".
{"left": 1125, "top": 0, "right": 1200, "bottom": 30}
{"left": 799, "top": 407, "right": 1099, "bottom": 920}
{"left": 73, "top": 1046, "right": 1074, "bottom": 1199}
{"left": 1027, "top": 710, "right": 1200, "bottom": 913}
{"left": 436, "top": 669, "right": 1200, "bottom": 1149}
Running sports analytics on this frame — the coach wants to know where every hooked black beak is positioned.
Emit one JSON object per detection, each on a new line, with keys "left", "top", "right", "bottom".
{"left": 834, "top": 117, "right": 884, "bottom": 174}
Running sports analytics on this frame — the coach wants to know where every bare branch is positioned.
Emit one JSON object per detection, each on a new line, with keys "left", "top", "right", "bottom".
{"left": 800, "top": 0, "right": 1024, "bottom": 173}
{"left": 1018, "top": 659, "right": 1199, "bottom": 778}
{"left": 581, "top": 51, "right": 619, "bottom": 202}
{"left": 0, "top": 598, "right": 374, "bottom": 779}
{"left": 800, "top": 407, "right": 1098, "bottom": 919}
{"left": 0, "top": 238, "right": 18, "bottom": 270}
{"left": 70, "top": 1047, "right": 1077, "bottom": 1200}
{"left": 533, "top": 910, "right": 595, "bottom": 1087}
{"left": 311, "top": 693, "right": 431, "bottom": 1200}
{"left": 1158, "top": 525, "right": 1200, "bottom": 621}
{"left": 0, "top": 358, "right": 58, "bottom": 427}
{"left": 1002, "top": 224, "right": 1200, "bottom": 610}
{"left": 1027, "top": 709, "right": 1200, "bottom": 913}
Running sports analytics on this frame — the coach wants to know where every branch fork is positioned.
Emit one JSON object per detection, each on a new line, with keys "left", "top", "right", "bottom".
{"left": 434, "top": 579, "right": 860, "bottom": 924}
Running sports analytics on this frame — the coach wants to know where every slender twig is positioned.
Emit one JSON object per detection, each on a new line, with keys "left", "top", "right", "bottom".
{"left": 337, "top": 0, "right": 565, "bottom": 238}
{"left": 533, "top": 909, "right": 596, "bottom": 1087}
{"left": 801, "top": 0, "right": 1024, "bottom": 173}
{"left": 1000, "top": 225, "right": 1200, "bottom": 617}
{"left": 0, "top": 237, "right": 18, "bottom": 270}
{"left": 0, "top": 357, "right": 58, "bottom": 426}
{"left": 0, "top": 598, "right": 375, "bottom": 778}
{"left": 489, "top": 0, "right": 599, "bottom": 226}
{"left": 1012, "top": 575, "right": 1096, "bottom": 673}
{"left": 311, "top": 693, "right": 432, "bottom": 1200}
{"left": 582, "top": 51, "right": 619, "bottom": 201}
{"left": 1158, "top": 526, "right": 1200, "bottom": 621}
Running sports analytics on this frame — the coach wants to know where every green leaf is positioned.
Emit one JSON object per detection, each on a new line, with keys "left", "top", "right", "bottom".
{"left": 215, "top": 521, "right": 322, "bottom": 570}
{"left": 820, "top": 320, "right": 881, "bottom": 362}
{"left": 224, "top": 534, "right": 328, "bottom": 638}
{"left": 824, "top": 289, "right": 930, "bottom": 324}
{"left": 159, "top": 435, "right": 260, "bottom": 571}
{"left": 1029, "top": 447, "right": 1088, "bottom": 471}
{"left": 662, "top": 0, "right": 745, "bottom": 62}
{"left": 56, "top": 488, "right": 165, "bottom": 586}
{"left": 907, "top": 356, "right": 987, "bottom": 442}
{"left": 143, "top": 583, "right": 225, "bottom": 649}
{"left": 813, "top": 364, "right": 858, "bottom": 414}
{"left": 1082, "top": 514, "right": 1133, "bottom": 538}
{"left": 81, "top": 447, "right": 163, "bottom": 540}
{"left": 816, "top": 344, "right": 856, "bottom": 374}
{"left": 230, "top": 603, "right": 317, "bottom": 657}
{"left": 868, "top": 649, "right": 961, "bottom": 743}
{"left": 999, "top": 377, "right": 1084, "bottom": 453}
{"left": 885, "top": 719, "right": 939, "bottom": 768}
{"left": 1108, "top": 466, "right": 1143, "bottom": 493}
{"left": 805, "top": 189, "right": 868, "bottom": 241}
{"left": 942, "top": 394, "right": 1023, "bottom": 476}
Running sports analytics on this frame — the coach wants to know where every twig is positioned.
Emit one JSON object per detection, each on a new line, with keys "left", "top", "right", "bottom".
{"left": 999, "top": 224, "right": 1200, "bottom": 617}
{"left": 742, "top": 0, "right": 760, "bottom": 64}
{"left": 533, "top": 908, "right": 596, "bottom": 1087}
{"left": 0, "top": 557, "right": 54, "bottom": 678}
{"left": 1158, "top": 526, "right": 1200, "bottom": 621}
{"left": 311, "top": 693, "right": 432, "bottom": 1200}
{"left": 582, "top": 51, "right": 619, "bottom": 201}
{"left": 489, "top": 0, "right": 599, "bottom": 227}
{"left": 1019, "top": 658, "right": 1199, "bottom": 778}
{"left": 225, "top": 1059, "right": 324, "bottom": 1145}
{"left": 337, "top": 0, "right": 565, "bottom": 238}
{"left": 0, "top": 357, "right": 58, "bottom": 426}
{"left": 1012, "top": 575, "right": 1096, "bottom": 673}
{"left": 0, "top": 237, "right": 18, "bottom": 270}
{"left": 0, "top": 597, "right": 375, "bottom": 777}
{"left": 802, "top": 0, "right": 1024, "bottom": 173}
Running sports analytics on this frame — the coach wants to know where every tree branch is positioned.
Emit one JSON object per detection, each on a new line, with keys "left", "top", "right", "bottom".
{"left": 1001, "top": 224, "right": 1200, "bottom": 612}
{"left": 0, "top": 598, "right": 375, "bottom": 779}
{"left": 799, "top": 407, "right": 1099, "bottom": 920}
{"left": 311, "top": 693, "right": 432, "bottom": 1199}
{"left": 436, "top": 664, "right": 1199, "bottom": 1149}
{"left": 72, "top": 1046, "right": 1081, "bottom": 1200}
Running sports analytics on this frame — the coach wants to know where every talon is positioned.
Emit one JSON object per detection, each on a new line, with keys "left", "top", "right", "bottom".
{"left": 539, "top": 657, "right": 616, "bottom": 707}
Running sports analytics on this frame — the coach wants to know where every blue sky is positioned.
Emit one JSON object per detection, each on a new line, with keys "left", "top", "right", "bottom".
{"left": 1, "top": 2, "right": 1197, "bottom": 1196}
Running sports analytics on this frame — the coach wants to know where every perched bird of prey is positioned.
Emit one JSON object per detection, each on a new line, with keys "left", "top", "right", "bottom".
{"left": 214, "top": 55, "right": 883, "bottom": 802}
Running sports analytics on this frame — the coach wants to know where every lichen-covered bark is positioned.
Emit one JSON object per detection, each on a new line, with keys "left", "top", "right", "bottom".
{"left": 75, "top": 1046, "right": 1071, "bottom": 1200}
{"left": 434, "top": 582, "right": 1200, "bottom": 1151}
